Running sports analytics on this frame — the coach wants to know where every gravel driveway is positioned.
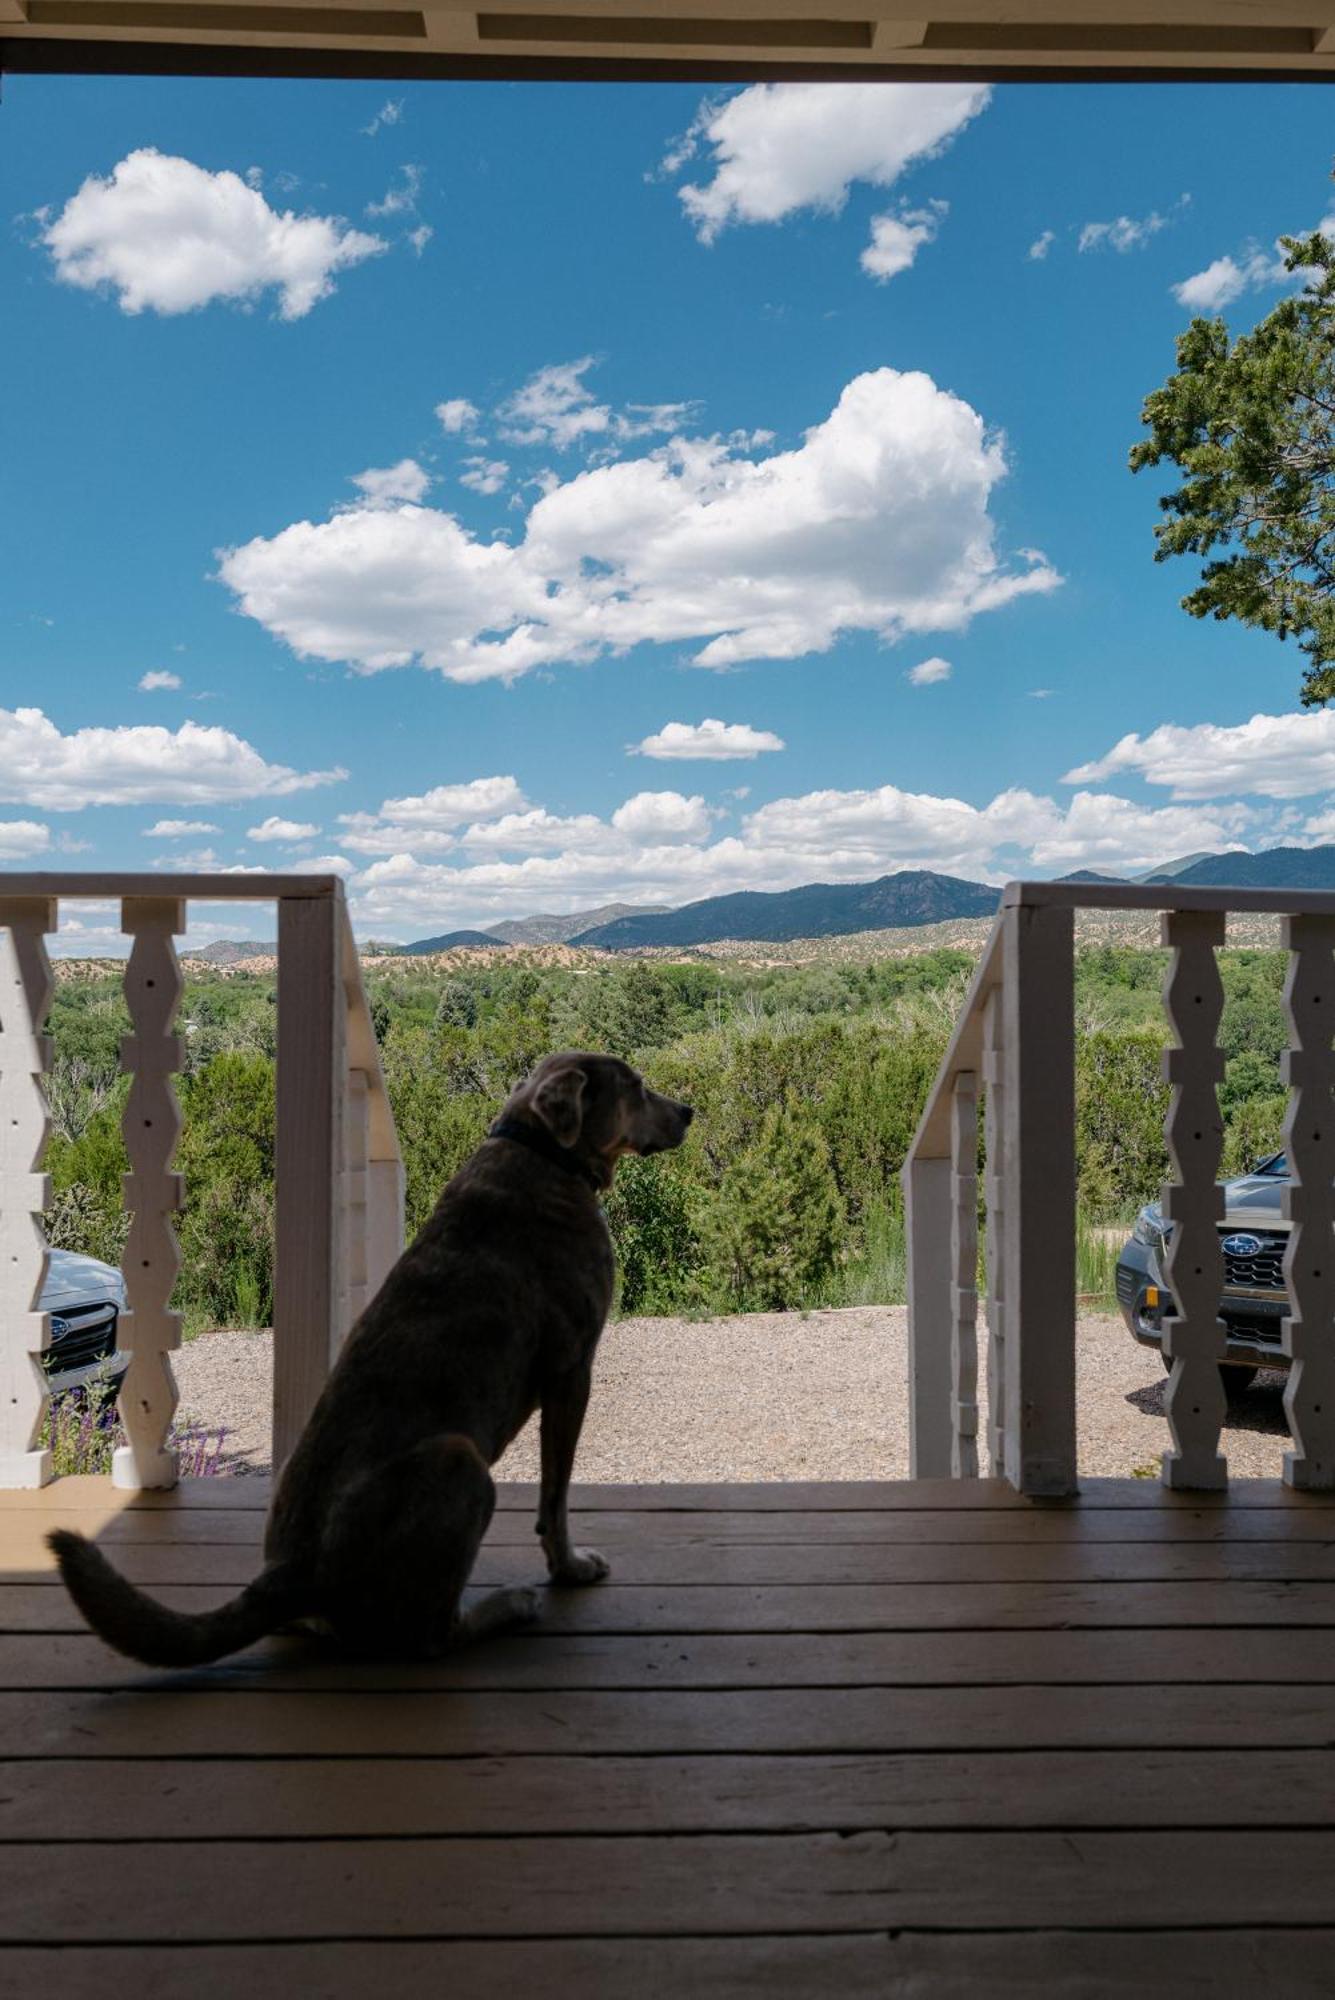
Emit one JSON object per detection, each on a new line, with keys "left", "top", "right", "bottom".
{"left": 172, "top": 1308, "right": 1295, "bottom": 1483}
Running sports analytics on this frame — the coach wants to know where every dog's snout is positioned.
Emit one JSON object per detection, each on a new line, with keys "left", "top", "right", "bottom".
{"left": 678, "top": 1102, "right": 695, "bottom": 1127}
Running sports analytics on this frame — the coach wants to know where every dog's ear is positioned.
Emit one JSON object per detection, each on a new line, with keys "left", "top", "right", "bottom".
{"left": 531, "top": 1063, "right": 588, "bottom": 1148}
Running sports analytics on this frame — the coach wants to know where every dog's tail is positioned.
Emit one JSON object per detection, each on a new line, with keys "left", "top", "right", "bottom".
{"left": 47, "top": 1529, "right": 303, "bottom": 1668}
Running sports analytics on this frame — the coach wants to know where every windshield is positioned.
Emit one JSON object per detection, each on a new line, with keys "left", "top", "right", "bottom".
{"left": 1251, "top": 1152, "right": 1288, "bottom": 1176}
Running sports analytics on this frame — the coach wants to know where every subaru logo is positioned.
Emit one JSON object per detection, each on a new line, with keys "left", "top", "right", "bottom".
{"left": 1222, "top": 1233, "right": 1263, "bottom": 1257}
{"left": 49, "top": 1316, "right": 69, "bottom": 1337}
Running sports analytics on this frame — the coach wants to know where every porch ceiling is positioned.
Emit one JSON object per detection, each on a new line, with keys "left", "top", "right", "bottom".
{"left": 7, "top": 0, "right": 1335, "bottom": 81}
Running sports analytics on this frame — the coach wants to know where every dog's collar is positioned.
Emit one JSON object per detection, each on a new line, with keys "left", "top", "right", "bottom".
{"left": 488, "top": 1115, "right": 602, "bottom": 1193}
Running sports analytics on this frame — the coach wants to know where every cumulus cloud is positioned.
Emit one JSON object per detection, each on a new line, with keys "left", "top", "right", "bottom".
{"left": 0, "top": 821, "right": 51, "bottom": 859}
{"left": 247, "top": 815, "right": 320, "bottom": 842}
{"left": 1028, "top": 229, "right": 1055, "bottom": 261}
{"left": 366, "top": 163, "right": 422, "bottom": 219}
{"left": 496, "top": 357, "right": 612, "bottom": 450}
{"left": 435, "top": 397, "right": 480, "bottom": 434}
{"left": 219, "top": 366, "right": 1061, "bottom": 684}
{"left": 667, "top": 82, "right": 989, "bottom": 242}
{"left": 40, "top": 149, "right": 386, "bottom": 320}
{"left": 633, "top": 719, "right": 785, "bottom": 760}
{"left": 1078, "top": 210, "right": 1171, "bottom": 254}
{"left": 350, "top": 459, "right": 432, "bottom": 506}
{"left": 338, "top": 774, "right": 528, "bottom": 855}
{"left": 459, "top": 457, "right": 509, "bottom": 496}
{"left": 1064, "top": 709, "right": 1335, "bottom": 801}
{"left": 907, "top": 656, "right": 952, "bottom": 686}
{"left": 138, "top": 670, "right": 182, "bottom": 692}
{"left": 342, "top": 778, "right": 1252, "bottom": 933}
{"left": 145, "top": 819, "right": 220, "bottom": 836}
{"left": 1172, "top": 243, "right": 1291, "bottom": 311}
{"left": 861, "top": 201, "right": 946, "bottom": 283}
{"left": 0, "top": 707, "right": 343, "bottom": 808}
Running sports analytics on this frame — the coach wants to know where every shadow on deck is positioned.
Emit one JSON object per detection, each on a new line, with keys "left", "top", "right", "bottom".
{"left": 3, "top": 1475, "right": 1335, "bottom": 1995}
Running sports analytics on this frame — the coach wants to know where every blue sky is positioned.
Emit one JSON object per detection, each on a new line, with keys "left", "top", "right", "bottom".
{"left": 6, "top": 74, "right": 1335, "bottom": 947}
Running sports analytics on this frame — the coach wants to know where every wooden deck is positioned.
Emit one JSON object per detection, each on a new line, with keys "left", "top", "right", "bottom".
{"left": 5, "top": 1476, "right": 1335, "bottom": 1995}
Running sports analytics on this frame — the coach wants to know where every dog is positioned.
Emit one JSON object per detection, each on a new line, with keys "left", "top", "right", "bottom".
{"left": 48, "top": 1051, "right": 693, "bottom": 1667}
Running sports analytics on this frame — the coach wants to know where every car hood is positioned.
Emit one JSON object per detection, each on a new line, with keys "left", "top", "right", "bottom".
{"left": 1219, "top": 1173, "right": 1287, "bottom": 1228}
{"left": 41, "top": 1248, "right": 125, "bottom": 1308}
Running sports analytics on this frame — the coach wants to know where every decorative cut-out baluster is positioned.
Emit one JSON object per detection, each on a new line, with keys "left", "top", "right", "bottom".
{"left": 341, "top": 1066, "right": 370, "bottom": 1346}
{"left": 114, "top": 897, "right": 185, "bottom": 1491}
{"left": 0, "top": 898, "right": 55, "bottom": 1488}
{"left": 982, "top": 989, "right": 1006, "bottom": 1477}
{"left": 1280, "top": 913, "right": 1335, "bottom": 1489}
{"left": 950, "top": 1071, "right": 979, "bottom": 1478}
{"left": 1159, "top": 908, "right": 1228, "bottom": 1490}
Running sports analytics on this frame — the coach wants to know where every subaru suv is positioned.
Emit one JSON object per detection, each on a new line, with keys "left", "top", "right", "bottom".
{"left": 41, "top": 1249, "right": 129, "bottom": 1398}
{"left": 1117, "top": 1152, "right": 1292, "bottom": 1395}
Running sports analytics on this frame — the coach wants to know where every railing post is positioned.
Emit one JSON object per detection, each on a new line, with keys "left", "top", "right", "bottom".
{"left": 1280, "top": 913, "right": 1335, "bottom": 1489}
{"left": 1159, "top": 908, "right": 1229, "bottom": 1491}
{"left": 907, "top": 1153, "right": 953, "bottom": 1479}
{"left": 982, "top": 988, "right": 1007, "bottom": 1477}
{"left": 273, "top": 890, "right": 344, "bottom": 1474}
{"left": 0, "top": 898, "right": 55, "bottom": 1488}
{"left": 1002, "top": 900, "right": 1077, "bottom": 1496}
{"left": 114, "top": 896, "right": 186, "bottom": 1490}
{"left": 950, "top": 1072, "right": 980, "bottom": 1478}
{"left": 342, "top": 1067, "right": 370, "bottom": 1338}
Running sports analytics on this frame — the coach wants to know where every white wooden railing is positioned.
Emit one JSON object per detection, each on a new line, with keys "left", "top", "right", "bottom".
{"left": 905, "top": 881, "right": 1335, "bottom": 1497}
{"left": 0, "top": 873, "right": 404, "bottom": 1489}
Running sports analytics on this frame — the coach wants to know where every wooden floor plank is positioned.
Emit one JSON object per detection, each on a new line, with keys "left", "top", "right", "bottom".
{"left": 3, "top": 1622, "right": 1332, "bottom": 1691}
{"left": 12, "top": 1535, "right": 1335, "bottom": 1587}
{"left": 6, "top": 1682, "right": 1335, "bottom": 1759}
{"left": 4, "top": 1748, "right": 1334, "bottom": 1841}
{"left": 7, "top": 1576, "right": 1335, "bottom": 1634}
{"left": 5, "top": 1932, "right": 1330, "bottom": 2000}
{"left": 9, "top": 1831, "right": 1335, "bottom": 1941}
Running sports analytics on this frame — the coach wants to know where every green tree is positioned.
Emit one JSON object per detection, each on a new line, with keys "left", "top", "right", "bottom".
{"left": 1131, "top": 228, "right": 1335, "bottom": 705}
{"left": 706, "top": 1101, "right": 846, "bottom": 1310}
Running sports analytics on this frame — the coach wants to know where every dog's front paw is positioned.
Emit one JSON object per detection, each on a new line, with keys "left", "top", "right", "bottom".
{"left": 550, "top": 1547, "right": 610, "bottom": 1588}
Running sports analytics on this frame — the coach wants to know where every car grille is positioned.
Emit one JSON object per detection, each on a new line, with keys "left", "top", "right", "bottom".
{"left": 43, "top": 1302, "right": 119, "bottom": 1377}
{"left": 1220, "top": 1229, "right": 1287, "bottom": 1293}
{"left": 1115, "top": 1266, "right": 1138, "bottom": 1309}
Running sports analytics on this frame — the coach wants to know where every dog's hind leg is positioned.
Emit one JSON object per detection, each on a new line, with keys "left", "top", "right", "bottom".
{"left": 453, "top": 1585, "right": 542, "bottom": 1646}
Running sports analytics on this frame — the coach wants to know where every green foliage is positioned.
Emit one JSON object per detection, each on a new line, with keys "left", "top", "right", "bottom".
{"left": 1131, "top": 228, "right": 1335, "bottom": 705}
{"left": 705, "top": 1101, "right": 846, "bottom": 1310}
{"left": 604, "top": 1154, "right": 707, "bottom": 1314}
{"left": 1076, "top": 1029, "right": 1170, "bottom": 1220}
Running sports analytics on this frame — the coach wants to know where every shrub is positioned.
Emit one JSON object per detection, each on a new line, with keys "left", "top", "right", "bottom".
{"left": 705, "top": 1101, "right": 846, "bottom": 1310}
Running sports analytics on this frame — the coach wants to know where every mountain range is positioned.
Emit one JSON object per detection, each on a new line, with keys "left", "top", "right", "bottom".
{"left": 569, "top": 871, "right": 1000, "bottom": 949}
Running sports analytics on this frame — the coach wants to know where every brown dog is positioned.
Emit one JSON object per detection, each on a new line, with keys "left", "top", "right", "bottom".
{"left": 48, "top": 1051, "right": 693, "bottom": 1666}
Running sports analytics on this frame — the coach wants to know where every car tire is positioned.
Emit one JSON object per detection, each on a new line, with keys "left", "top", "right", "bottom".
{"left": 1159, "top": 1353, "right": 1259, "bottom": 1398}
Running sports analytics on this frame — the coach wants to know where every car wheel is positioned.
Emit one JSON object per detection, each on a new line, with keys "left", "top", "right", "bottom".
{"left": 1160, "top": 1354, "right": 1260, "bottom": 1398}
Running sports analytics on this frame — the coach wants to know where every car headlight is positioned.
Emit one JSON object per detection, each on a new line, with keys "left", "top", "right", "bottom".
{"left": 1132, "top": 1203, "right": 1171, "bottom": 1248}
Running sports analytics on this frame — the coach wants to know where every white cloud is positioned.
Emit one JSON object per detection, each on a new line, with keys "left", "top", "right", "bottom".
{"left": 407, "top": 225, "right": 433, "bottom": 258}
{"left": 1078, "top": 211, "right": 1170, "bottom": 254}
{"left": 361, "top": 99, "right": 404, "bottom": 137}
{"left": 861, "top": 201, "right": 946, "bottom": 283}
{"left": 138, "top": 670, "right": 182, "bottom": 692}
{"left": 435, "top": 397, "right": 480, "bottom": 434}
{"left": 907, "top": 656, "right": 952, "bottom": 686}
{"left": 350, "top": 459, "right": 432, "bottom": 506}
{"left": 1028, "top": 230, "right": 1055, "bottom": 261}
{"left": 0, "top": 821, "right": 51, "bottom": 859}
{"left": 366, "top": 163, "right": 422, "bottom": 219}
{"left": 1065, "top": 709, "right": 1335, "bottom": 801}
{"left": 338, "top": 775, "right": 528, "bottom": 855}
{"left": 342, "top": 778, "right": 1251, "bottom": 933}
{"left": 633, "top": 718, "right": 785, "bottom": 761}
{"left": 246, "top": 815, "right": 321, "bottom": 843}
{"left": 0, "top": 707, "right": 343, "bottom": 808}
{"left": 1172, "top": 244, "right": 1291, "bottom": 311}
{"left": 219, "top": 366, "right": 1061, "bottom": 684}
{"left": 145, "top": 818, "right": 220, "bottom": 837}
{"left": 41, "top": 149, "right": 386, "bottom": 320}
{"left": 460, "top": 456, "right": 509, "bottom": 496}
{"left": 288, "top": 852, "right": 356, "bottom": 877}
{"left": 497, "top": 357, "right": 612, "bottom": 450}
{"left": 668, "top": 82, "right": 989, "bottom": 242}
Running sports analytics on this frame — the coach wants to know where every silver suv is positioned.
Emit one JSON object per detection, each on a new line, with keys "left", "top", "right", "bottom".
{"left": 41, "top": 1249, "right": 129, "bottom": 1398}
{"left": 1116, "top": 1152, "right": 1291, "bottom": 1395}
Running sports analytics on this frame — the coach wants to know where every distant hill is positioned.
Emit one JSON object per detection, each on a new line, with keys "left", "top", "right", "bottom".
{"left": 1151, "top": 845, "right": 1335, "bottom": 890}
{"left": 188, "top": 940, "right": 276, "bottom": 965}
{"left": 401, "top": 930, "right": 506, "bottom": 954}
{"left": 485, "top": 902, "right": 669, "bottom": 946}
{"left": 571, "top": 871, "right": 1000, "bottom": 950}
{"left": 1060, "top": 869, "right": 1127, "bottom": 884}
